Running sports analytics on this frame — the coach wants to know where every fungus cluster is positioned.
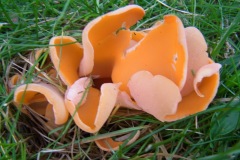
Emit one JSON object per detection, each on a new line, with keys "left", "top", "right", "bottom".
{"left": 12, "top": 5, "right": 221, "bottom": 151}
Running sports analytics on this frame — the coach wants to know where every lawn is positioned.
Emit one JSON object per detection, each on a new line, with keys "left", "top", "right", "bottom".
{"left": 0, "top": 0, "right": 240, "bottom": 159}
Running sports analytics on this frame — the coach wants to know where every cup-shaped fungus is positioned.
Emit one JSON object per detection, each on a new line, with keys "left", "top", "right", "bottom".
{"left": 163, "top": 27, "right": 221, "bottom": 121}
{"left": 49, "top": 35, "right": 120, "bottom": 133}
{"left": 110, "top": 13, "right": 221, "bottom": 121}
{"left": 49, "top": 36, "right": 83, "bottom": 86}
{"left": 14, "top": 83, "right": 69, "bottom": 125}
{"left": 112, "top": 14, "right": 188, "bottom": 94}
{"left": 12, "top": 4, "right": 222, "bottom": 152}
{"left": 8, "top": 74, "right": 22, "bottom": 91}
{"left": 164, "top": 60, "right": 221, "bottom": 121}
{"left": 50, "top": 5, "right": 146, "bottom": 134}
{"left": 79, "top": 5, "right": 145, "bottom": 78}
{"left": 65, "top": 78, "right": 139, "bottom": 151}
{"left": 95, "top": 131, "right": 140, "bottom": 151}
{"left": 64, "top": 77, "right": 119, "bottom": 133}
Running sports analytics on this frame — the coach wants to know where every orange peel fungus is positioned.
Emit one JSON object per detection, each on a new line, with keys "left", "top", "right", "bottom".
{"left": 49, "top": 36, "right": 83, "bottom": 86}
{"left": 13, "top": 5, "right": 221, "bottom": 151}
{"left": 80, "top": 5, "right": 145, "bottom": 78}
{"left": 14, "top": 83, "right": 69, "bottom": 125}
{"left": 64, "top": 77, "right": 119, "bottom": 133}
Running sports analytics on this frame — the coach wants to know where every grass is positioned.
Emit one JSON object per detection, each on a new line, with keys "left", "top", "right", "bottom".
{"left": 0, "top": 0, "right": 240, "bottom": 159}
